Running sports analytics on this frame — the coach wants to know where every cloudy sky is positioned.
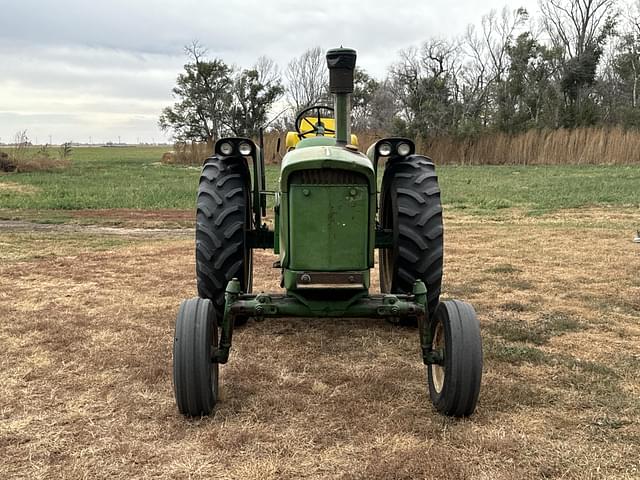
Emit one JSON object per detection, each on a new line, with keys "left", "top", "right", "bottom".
{"left": 0, "top": 0, "right": 538, "bottom": 145}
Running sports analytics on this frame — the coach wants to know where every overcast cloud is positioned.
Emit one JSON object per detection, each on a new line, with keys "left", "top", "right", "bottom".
{"left": 0, "top": 0, "right": 538, "bottom": 144}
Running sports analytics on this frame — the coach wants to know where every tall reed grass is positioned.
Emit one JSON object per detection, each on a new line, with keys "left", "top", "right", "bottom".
{"left": 418, "top": 127, "right": 640, "bottom": 165}
{"left": 169, "top": 127, "right": 640, "bottom": 166}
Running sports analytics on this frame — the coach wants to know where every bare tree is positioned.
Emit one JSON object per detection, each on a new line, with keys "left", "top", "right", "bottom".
{"left": 389, "top": 41, "right": 463, "bottom": 136}
{"left": 462, "top": 23, "right": 491, "bottom": 125}
{"left": 389, "top": 46, "right": 422, "bottom": 125}
{"left": 626, "top": 0, "right": 640, "bottom": 108}
{"left": 540, "top": 0, "right": 617, "bottom": 57}
{"left": 226, "top": 59, "right": 284, "bottom": 137}
{"left": 461, "top": 8, "right": 529, "bottom": 127}
{"left": 255, "top": 56, "right": 281, "bottom": 88}
{"left": 422, "top": 38, "right": 465, "bottom": 129}
{"left": 539, "top": 0, "right": 617, "bottom": 124}
{"left": 422, "top": 38, "right": 462, "bottom": 79}
{"left": 351, "top": 67, "right": 381, "bottom": 130}
{"left": 600, "top": 0, "right": 640, "bottom": 115}
{"left": 368, "top": 80, "right": 399, "bottom": 132}
{"left": 482, "top": 7, "right": 529, "bottom": 82}
{"left": 285, "top": 47, "right": 329, "bottom": 113}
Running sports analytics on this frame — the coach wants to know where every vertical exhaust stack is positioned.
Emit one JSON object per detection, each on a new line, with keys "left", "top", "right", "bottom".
{"left": 326, "top": 48, "right": 357, "bottom": 145}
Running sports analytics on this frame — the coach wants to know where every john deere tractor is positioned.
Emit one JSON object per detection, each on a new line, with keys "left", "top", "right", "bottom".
{"left": 173, "top": 48, "right": 483, "bottom": 418}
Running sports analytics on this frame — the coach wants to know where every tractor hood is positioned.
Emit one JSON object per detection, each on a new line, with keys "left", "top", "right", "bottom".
{"left": 279, "top": 145, "right": 375, "bottom": 193}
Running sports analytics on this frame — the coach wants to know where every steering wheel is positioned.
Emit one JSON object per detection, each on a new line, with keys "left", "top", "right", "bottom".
{"left": 295, "top": 105, "right": 335, "bottom": 138}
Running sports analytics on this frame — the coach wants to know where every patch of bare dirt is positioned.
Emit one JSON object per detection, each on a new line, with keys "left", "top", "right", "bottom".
{"left": 68, "top": 208, "right": 194, "bottom": 228}
{"left": 68, "top": 208, "right": 193, "bottom": 221}
{"left": 0, "top": 208, "right": 195, "bottom": 229}
{"left": 0, "top": 210, "right": 639, "bottom": 479}
{"left": 0, "top": 220, "right": 192, "bottom": 238}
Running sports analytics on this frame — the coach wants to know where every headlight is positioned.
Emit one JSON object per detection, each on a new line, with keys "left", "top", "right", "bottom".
{"left": 397, "top": 142, "right": 411, "bottom": 156}
{"left": 219, "top": 142, "right": 233, "bottom": 156}
{"left": 378, "top": 142, "right": 392, "bottom": 156}
{"left": 238, "top": 142, "right": 252, "bottom": 156}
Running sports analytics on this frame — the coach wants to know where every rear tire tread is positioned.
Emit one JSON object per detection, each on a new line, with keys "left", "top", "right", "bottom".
{"left": 196, "top": 157, "right": 252, "bottom": 322}
{"left": 380, "top": 155, "right": 444, "bottom": 316}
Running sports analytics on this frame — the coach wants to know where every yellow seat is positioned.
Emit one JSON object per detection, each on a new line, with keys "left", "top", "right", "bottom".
{"left": 286, "top": 116, "right": 358, "bottom": 150}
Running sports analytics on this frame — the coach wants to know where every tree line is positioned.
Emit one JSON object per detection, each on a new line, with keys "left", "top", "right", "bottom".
{"left": 160, "top": 0, "right": 640, "bottom": 143}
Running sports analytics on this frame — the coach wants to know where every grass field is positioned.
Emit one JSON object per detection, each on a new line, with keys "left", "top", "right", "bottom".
{"left": 0, "top": 146, "right": 639, "bottom": 218}
{"left": 1, "top": 208, "right": 639, "bottom": 479}
{"left": 1, "top": 146, "right": 639, "bottom": 478}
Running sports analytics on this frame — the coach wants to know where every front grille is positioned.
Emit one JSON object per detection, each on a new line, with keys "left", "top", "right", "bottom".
{"left": 289, "top": 168, "right": 367, "bottom": 185}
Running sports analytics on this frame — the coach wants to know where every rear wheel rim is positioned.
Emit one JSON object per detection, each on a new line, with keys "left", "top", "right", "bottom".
{"left": 430, "top": 321, "right": 445, "bottom": 394}
{"left": 210, "top": 325, "right": 217, "bottom": 400}
{"left": 244, "top": 183, "right": 253, "bottom": 293}
{"left": 380, "top": 186, "right": 395, "bottom": 290}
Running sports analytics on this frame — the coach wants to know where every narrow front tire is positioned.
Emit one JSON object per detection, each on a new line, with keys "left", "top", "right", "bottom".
{"left": 427, "top": 300, "right": 482, "bottom": 417}
{"left": 173, "top": 297, "right": 219, "bottom": 416}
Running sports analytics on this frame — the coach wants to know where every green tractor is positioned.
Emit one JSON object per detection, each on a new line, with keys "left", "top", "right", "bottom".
{"left": 173, "top": 48, "right": 482, "bottom": 418}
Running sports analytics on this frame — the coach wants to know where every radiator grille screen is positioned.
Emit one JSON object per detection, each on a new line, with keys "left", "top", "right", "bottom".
{"left": 289, "top": 169, "right": 367, "bottom": 185}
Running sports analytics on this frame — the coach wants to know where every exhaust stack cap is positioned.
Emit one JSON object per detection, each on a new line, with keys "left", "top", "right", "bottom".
{"left": 326, "top": 48, "right": 357, "bottom": 94}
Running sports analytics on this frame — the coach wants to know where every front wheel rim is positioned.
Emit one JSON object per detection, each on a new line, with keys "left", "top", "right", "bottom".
{"left": 430, "top": 321, "right": 445, "bottom": 394}
{"left": 210, "top": 364, "right": 218, "bottom": 400}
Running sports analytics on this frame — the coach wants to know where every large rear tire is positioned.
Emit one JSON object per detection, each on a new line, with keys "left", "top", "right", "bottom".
{"left": 173, "top": 297, "right": 219, "bottom": 416}
{"left": 196, "top": 157, "right": 252, "bottom": 323}
{"left": 427, "top": 300, "right": 482, "bottom": 417}
{"left": 379, "top": 155, "right": 443, "bottom": 317}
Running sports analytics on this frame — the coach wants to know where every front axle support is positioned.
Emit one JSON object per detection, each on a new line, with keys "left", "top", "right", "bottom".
{"left": 212, "top": 278, "right": 435, "bottom": 365}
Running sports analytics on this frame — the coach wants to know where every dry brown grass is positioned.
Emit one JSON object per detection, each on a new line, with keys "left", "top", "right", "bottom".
{"left": 12, "top": 156, "right": 71, "bottom": 172}
{"left": 0, "top": 154, "right": 71, "bottom": 173}
{"left": 172, "top": 132, "right": 386, "bottom": 166}
{"left": 1, "top": 143, "right": 71, "bottom": 173}
{"left": 418, "top": 127, "right": 640, "bottom": 165}
{"left": 1, "top": 209, "right": 639, "bottom": 479}
{"left": 0, "top": 182, "right": 41, "bottom": 194}
{"left": 261, "top": 127, "right": 640, "bottom": 165}
{"left": 168, "top": 142, "right": 213, "bottom": 165}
